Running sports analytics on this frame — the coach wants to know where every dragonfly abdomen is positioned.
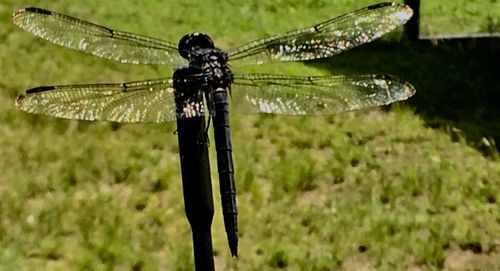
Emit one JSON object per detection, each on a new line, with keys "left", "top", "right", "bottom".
{"left": 212, "top": 87, "right": 238, "bottom": 257}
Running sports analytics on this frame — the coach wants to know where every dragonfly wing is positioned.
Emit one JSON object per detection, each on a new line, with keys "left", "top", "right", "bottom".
{"left": 15, "top": 78, "right": 183, "bottom": 123}
{"left": 231, "top": 73, "right": 415, "bottom": 115}
{"left": 12, "top": 7, "right": 184, "bottom": 66}
{"left": 228, "top": 3, "right": 412, "bottom": 66}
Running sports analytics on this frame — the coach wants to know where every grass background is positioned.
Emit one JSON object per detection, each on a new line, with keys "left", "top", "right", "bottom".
{"left": 0, "top": 0, "right": 499, "bottom": 270}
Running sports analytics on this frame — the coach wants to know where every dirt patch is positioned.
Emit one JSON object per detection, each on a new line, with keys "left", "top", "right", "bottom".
{"left": 444, "top": 249, "right": 499, "bottom": 271}
{"left": 341, "top": 254, "right": 377, "bottom": 271}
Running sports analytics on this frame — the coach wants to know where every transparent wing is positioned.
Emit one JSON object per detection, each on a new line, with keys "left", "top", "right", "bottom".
{"left": 228, "top": 3, "right": 413, "bottom": 66}
{"left": 12, "top": 7, "right": 184, "bottom": 66}
{"left": 231, "top": 73, "right": 415, "bottom": 115}
{"left": 15, "top": 78, "right": 182, "bottom": 123}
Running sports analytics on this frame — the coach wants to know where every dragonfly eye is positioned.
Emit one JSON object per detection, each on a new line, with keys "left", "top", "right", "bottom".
{"left": 178, "top": 33, "right": 214, "bottom": 59}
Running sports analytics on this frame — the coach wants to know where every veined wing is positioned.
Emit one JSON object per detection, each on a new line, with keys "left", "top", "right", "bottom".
{"left": 12, "top": 7, "right": 184, "bottom": 66}
{"left": 231, "top": 73, "right": 415, "bottom": 115}
{"left": 15, "top": 78, "right": 182, "bottom": 123}
{"left": 228, "top": 2, "right": 412, "bottom": 66}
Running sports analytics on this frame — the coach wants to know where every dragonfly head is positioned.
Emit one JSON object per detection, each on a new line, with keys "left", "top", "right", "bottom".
{"left": 178, "top": 33, "right": 215, "bottom": 60}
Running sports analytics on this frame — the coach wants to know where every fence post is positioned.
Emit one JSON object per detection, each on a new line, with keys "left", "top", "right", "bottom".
{"left": 176, "top": 117, "right": 215, "bottom": 271}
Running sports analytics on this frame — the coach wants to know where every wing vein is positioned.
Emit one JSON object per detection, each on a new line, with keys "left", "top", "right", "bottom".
{"left": 12, "top": 7, "right": 184, "bottom": 66}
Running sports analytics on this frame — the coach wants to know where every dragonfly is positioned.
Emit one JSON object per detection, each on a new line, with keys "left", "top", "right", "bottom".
{"left": 13, "top": 2, "right": 415, "bottom": 257}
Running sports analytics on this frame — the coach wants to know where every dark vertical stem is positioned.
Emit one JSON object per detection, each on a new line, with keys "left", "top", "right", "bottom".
{"left": 405, "top": 0, "right": 420, "bottom": 41}
{"left": 176, "top": 117, "right": 215, "bottom": 271}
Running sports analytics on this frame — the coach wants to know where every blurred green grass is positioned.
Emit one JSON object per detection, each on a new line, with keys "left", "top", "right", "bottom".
{"left": 0, "top": 0, "right": 499, "bottom": 270}
{"left": 421, "top": 0, "right": 500, "bottom": 36}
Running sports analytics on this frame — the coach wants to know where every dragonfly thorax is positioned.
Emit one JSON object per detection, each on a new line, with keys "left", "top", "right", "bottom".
{"left": 173, "top": 41, "right": 233, "bottom": 119}
{"left": 178, "top": 33, "right": 233, "bottom": 90}
{"left": 190, "top": 48, "right": 233, "bottom": 89}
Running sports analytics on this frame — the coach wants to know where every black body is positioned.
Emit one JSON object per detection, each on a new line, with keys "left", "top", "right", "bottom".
{"left": 212, "top": 88, "right": 238, "bottom": 256}
{"left": 174, "top": 33, "right": 238, "bottom": 256}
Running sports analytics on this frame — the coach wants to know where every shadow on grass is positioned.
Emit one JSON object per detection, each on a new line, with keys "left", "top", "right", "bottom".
{"left": 310, "top": 37, "right": 500, "bottom": 157}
